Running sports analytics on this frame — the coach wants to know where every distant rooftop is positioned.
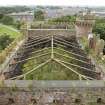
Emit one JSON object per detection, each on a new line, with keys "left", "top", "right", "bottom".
{"left": 8, "top": 11, "right": 34, "bottom": 16}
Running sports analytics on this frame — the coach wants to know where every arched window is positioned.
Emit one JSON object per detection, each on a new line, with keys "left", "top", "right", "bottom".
{"left": 8, "top": 98, "right": 15, "bottom": 104}
{"left": 97, "top": 98, "right": 102, "bottom": 103}
{"left": 75, "top": 98, "right": 81, "bottom": 103}
{"left": 31, "top": 98, "right": 37, "bottom": 104}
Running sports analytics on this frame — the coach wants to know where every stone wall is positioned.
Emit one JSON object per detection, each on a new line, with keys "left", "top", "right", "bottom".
{"left": 27, "top": 29, "right": 76, "bottom": 38}
{"left": 0, "top": 81, "right": 105, "bottom": 105}
{"left": 0, "top": 88, "right": 105, "bottom": 105}
{"left": 75, "top": 24, "right": 93, "bottom": 38}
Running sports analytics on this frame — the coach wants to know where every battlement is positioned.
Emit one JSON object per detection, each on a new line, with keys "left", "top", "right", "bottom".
{"left": 76, "top": 21, "right": 93, "bottom": 27}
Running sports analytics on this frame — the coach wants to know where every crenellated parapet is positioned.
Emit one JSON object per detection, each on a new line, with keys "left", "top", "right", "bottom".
{"left": 76, "top": 21, "right": 93, "bottom": 27}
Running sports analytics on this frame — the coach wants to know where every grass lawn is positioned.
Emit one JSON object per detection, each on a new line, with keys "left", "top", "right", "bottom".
{"left": 0, "top": 24, "right": 21, "bottom": 38}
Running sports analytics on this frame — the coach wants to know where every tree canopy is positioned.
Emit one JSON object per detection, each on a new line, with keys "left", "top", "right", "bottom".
{"left": 34, "top": 10, "right": 45, "bottom": 21}
{"left": 48, "top": 15, "right": 76, "bottom": 23}
{"left": 0, "top": 6, "right": 31, "bottom": 14}
{"left": 0, "top": 34, "right": 13, "bottom": 51}
{"left": 0, "top": 15, "right": 14, "bottom": 25}
{"left": 93, "top": 18, "right": 105, "bottom": 40}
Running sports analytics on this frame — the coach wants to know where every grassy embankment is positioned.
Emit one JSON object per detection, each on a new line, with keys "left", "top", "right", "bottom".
{"left": 0, "top": 24, "right": 21, "bottom": 38}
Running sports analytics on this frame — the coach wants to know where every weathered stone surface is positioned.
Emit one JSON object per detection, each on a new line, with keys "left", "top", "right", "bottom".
{"left": 95, "top": 39, "right": 105, "bottom": 55}
{"left": 0, "top": 87, "right": 105, "bottom": 105}
{"left": 75, "top": 11, "right": 95, "bottom": 38}
{"left": 0, "top": 81, "right": 105, "bottom": 105}
{"left": 28, "top": 29, "right": 76, "bottom": 38}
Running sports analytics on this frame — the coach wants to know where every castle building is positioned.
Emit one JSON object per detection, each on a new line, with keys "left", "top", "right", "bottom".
{"left": 75, "top": 11, "right": 95, "bottom": 38}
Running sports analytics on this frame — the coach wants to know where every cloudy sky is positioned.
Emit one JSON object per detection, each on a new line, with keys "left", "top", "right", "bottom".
{"left": 0, "top": 0, "right": 105, "bottom": 6}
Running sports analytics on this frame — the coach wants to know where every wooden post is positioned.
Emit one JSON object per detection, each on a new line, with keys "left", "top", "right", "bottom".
{"left": 51, "top": 35, "right": 54, "bottom": 59}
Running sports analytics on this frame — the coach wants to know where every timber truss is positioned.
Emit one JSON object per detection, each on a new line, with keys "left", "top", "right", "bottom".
{"left": 7, "top": 34, "right": 99, "bottom": 80}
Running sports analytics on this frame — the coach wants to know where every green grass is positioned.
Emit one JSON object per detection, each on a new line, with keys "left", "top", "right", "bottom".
{"left": 0, "top": 24, "right": 21, "bottom": 38}
{"left": 22, "top": 47, "right": 83, "bottom": 80}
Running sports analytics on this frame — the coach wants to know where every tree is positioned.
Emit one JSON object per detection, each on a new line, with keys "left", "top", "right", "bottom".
{"left": 93, "top": 18, "right": 105, "bottom": 40}
{"left": 34, "top": 10, "right": 45, "bottom": 21}
{"left": 13, "top": 20, "right": 22, "bottom": 29}
{"left": 0, "top": 6, "right": 31, "bottom": 14}
{"left": 0, "top": 34, "right": 13, "bottom": 51}
{"left": 0, "top": 14, "right": 4, "bottom": 20}
{"left": 48, "top": 15, "right": 76, "bottom": 23}
{"left": 1, "top": 16, "right": 14, "bottom": 25}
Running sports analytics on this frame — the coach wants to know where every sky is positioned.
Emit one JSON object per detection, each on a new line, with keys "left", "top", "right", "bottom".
{"left": 0, "top": 0, "right": 105, "bottom": 6}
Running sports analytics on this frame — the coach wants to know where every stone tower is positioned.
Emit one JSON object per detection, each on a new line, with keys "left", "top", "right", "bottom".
{"left": 75, "top": 11, "right": 95, "bottom": 38}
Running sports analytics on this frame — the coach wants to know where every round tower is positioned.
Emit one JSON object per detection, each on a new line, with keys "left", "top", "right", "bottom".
{"left": 75, "top": 11, "right": 95, "bottom": 38}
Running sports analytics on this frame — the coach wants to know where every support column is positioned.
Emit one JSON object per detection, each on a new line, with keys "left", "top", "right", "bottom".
{"left": 51, "top": 35, "right": 54, "bottom": 59}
